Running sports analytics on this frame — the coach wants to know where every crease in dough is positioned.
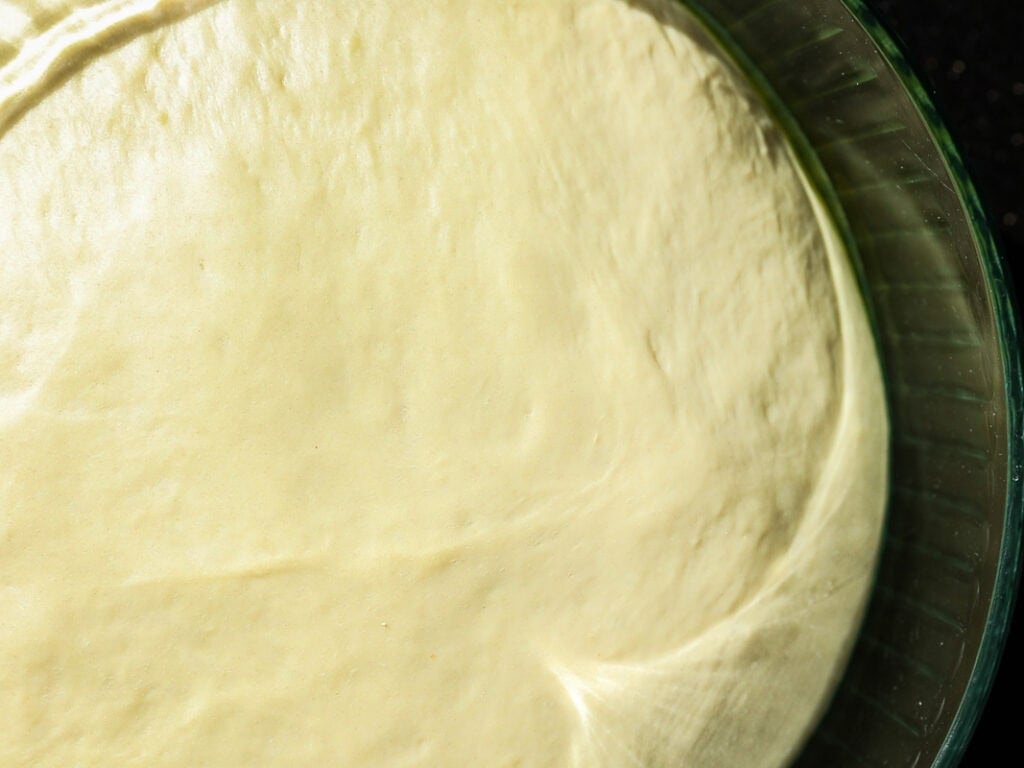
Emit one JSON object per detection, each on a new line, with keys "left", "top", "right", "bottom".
{"left": 0, "top": 0, "right": 217, "bottom": 135}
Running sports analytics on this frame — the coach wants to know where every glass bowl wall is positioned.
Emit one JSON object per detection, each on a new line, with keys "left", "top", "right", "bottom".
{"left": 672, "top": 0, "right": 1022, "bottom": 765}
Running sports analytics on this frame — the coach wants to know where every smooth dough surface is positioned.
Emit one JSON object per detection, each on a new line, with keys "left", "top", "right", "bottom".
{"left": 0, "top": 1, "right": 888, "bottom": 766}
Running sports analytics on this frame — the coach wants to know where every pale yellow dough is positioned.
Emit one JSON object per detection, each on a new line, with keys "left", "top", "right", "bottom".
{"left": 0, "top": 1, "right": 888, "bottom": 766}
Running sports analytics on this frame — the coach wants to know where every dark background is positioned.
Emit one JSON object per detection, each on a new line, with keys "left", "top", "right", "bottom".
{"left": 862, "top": 0, "right": 1022, "bottom": 764}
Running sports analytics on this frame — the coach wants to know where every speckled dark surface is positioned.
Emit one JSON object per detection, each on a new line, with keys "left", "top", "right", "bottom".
{"left": 862, "top": 1, "right": 1022, "bottom": 765}
{"left": 867, "top": 1, "right": 1024, "bottom": 261}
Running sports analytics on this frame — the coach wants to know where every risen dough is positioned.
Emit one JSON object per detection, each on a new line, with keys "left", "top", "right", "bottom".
{"left": 0, "top": 0, "right": 888, "bottom": 766}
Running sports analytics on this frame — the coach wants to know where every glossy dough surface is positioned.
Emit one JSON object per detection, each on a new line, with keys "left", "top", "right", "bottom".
{"left": 0, "top": 1, "right": 888, "bottom": 766}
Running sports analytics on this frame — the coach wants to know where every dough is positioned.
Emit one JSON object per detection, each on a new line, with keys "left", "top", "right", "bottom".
{"left": 0, "top": 0, "right": 888, "bottom": 766}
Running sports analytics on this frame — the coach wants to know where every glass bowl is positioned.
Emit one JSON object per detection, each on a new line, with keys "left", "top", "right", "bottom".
{"left": 673, "top": 0, "right": 1022, "bottom": 765}
{"left": 1, "top": 2, "right": 1018, "bottom": 765}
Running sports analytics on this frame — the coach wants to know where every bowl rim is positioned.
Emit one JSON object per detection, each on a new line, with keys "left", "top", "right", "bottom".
{"left": 681, "top": 0, "right": 1023, "bottom": 762}
{"left": 837, "top": 1, "right": 1024, "bottom": 763}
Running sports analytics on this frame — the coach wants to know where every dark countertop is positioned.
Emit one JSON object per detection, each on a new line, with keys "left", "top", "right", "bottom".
{"left": 863, "top": 1, "right": 1022, "bottom": 765}
{"left": 866, "top": 1, "right": 1024, "bottom": 262}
